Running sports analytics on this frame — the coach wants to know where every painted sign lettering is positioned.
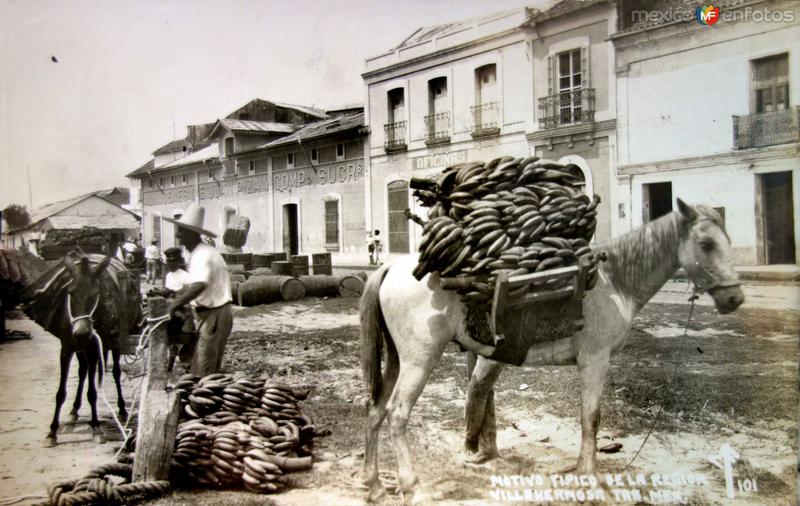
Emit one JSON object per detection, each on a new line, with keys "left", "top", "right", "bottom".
{"left": 274, "top": 162, "right": 364, "bottom": 191}
{"left": 198, "top": 174, "right": 270, "bottom": 201}
{"left": 143, "top": 186, "right": 195, "bottom": 205}
{"left": 412, "top": 150, "right": 467, "bottom": 170}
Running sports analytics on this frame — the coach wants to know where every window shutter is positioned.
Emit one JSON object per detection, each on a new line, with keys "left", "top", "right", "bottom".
{"left": 547, "top": 55, "right": 554, "bottom": 96}
{"left": 581, "top": 45, "right": 590, "bottom": 88}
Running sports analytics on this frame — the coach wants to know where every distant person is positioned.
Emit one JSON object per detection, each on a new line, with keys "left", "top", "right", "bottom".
{"left": 121, "top": 237, "right": 137, "bottom": 265}
{"left": 150, "top": 247, "right": 195, "bottom": 372}
{"left": 366, "top": 231, "right": 375, "bottom": 265}
{"left": 372, "top": 230, "right": 383, "bottom": 265}
{"left": 165, "top": 204, "right": 232, "bottom": 376}
{"left": 145, "top": 240, "right": 161, "bottom": 283}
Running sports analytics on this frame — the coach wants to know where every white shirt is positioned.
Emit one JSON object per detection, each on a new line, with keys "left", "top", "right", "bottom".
{"left": 145, "top": 245, "right": 160, "bottom": 260}
{"left": 187, "top": 243, "right": 231, "bottom": 308}
{"left": 123, "top": 242, "right": 137, "bottom": 253}
{"left": 164, "top": 269, "right": 190, "bottom": 292}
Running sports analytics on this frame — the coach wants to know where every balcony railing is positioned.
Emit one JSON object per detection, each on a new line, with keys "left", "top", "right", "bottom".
{"left": 538, "top": 88, "right": 595, "bottom": 130}
{"left": 384, "top": 121, "right": 407, "bottom": 151}
{"left": 471, "top": 101, "right": 500, "bottom": 138}
{"left": 733, "top": 106, "right": 800, "bottom": 149}
{"left": 424, "top": 112, "right": 451, "bottom": 145}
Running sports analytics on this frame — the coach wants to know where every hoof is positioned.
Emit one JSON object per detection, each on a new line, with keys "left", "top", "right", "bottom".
{"left": 366, "top": 485, "right": 387, "bottom": 503}
{"left": 405, "top": 488, "right": 442, "bottom": 505}
{"left": 68, "top": 412, "right": 79, "bottom": 423}
{"left": 45, "top": 434, "right": 58, "bottom": 447}
{"left": 119, "top": 409, "right": 128, "bottom": 421}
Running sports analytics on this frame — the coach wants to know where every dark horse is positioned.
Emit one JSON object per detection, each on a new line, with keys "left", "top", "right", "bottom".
{"left": 26, "top": 251, "right": 142, "bottom": 446}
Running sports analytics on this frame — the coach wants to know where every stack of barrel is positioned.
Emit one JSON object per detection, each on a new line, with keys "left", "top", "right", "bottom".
{"left": 230, "top": 251, "right": 367, "bottom": 307}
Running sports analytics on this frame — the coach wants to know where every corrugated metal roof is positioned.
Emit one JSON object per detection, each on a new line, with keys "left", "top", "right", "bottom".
{"left": 27, "top": 193, "right": 98, "bottom": 227}
{"left": 126, "top": 159, "right": 154, "bottom": 178}
{"left": 274, "top": 102, "right": 329, "bottom": 120}
{"left": 161, "top": 144, "right": 219, "bottom": 169}
{"left": 219, "top": 118, "right": 299, "bottom": 133}
{"left": 258, "top": 112, "right": 365, "bottom": 149}
{"left": 46, "top": 214, "right": 140, "bottom": 230}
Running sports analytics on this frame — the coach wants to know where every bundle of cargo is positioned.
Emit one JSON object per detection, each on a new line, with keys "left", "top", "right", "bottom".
{"left": 171, "top": 372, "right": 326, "bottom": 494}
{"left": 410, "top": 156, "right": 601, "bottom": 305}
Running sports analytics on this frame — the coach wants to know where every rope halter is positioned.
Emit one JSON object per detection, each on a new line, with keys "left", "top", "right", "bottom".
{"left": 67, "top": 292, "right": 100, "bottom": 325}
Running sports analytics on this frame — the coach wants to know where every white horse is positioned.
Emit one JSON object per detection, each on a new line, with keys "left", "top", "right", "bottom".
{"left": 359, "top": 199, "right": 744, "bottom": 503}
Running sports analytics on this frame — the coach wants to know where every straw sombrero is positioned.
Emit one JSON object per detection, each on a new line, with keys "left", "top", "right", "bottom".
{"left": 162, "top": 204, "right": 217, "bottom": 238}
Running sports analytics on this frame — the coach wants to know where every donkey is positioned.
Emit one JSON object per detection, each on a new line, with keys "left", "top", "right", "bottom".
{"left": 32, "top": 252, "right": 141, "bottom": 446}
{"left": 359, "top": 200, "right": 744, "bottom": 503}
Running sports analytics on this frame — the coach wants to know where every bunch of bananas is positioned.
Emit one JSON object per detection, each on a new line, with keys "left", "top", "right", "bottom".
{"left": 171, "top": 373, "right": 321, "bottom": 494}
{"left": 412, "top": 156, "right": 601, "bottom": 303}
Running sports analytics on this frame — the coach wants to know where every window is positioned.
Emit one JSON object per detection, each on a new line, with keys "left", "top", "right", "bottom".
{"left": 159, "top": 177, "right": 164, "bottom": 187}
{"left": 311, "top": 148, "right": 318, "bottom": 163}
{"left": 148, "top": 178, "right": 153, "bottom": 189}
{"left": 181, "top": 173, "right": 188, "bottom": 185}
{"left": 248, "top": 160, "right": 256, "bottom": 175}
{"left": 207, "top": 168, "right": 214, "bottom": 182}
{"left": 324, "top": 199, "right": 339, "bottom": 250}
{"left": 224, "top": 208, "right": 235, "bottom": 227}
{"left": 170, "top": 176, "right": 175, "bottom": 187}
{"left": 172, "top": 212, "right": 182, "bottom": 245}
{"left": 753, "top": 54, "right": 789, "bottom": 113}
{"left": 558, "top": 49, "right": 582, "bottom": 124}
{"left": 387, "top": 180, "right": 410, "bottom": 253}
{"left": 287, "top": 153, "right": 294, "bottom": 168}
{"left": 475, "top": 64, "right": 497, "bottom": 104}
{"left": 336, "top": 143, "right": 344, "bottom": 160}
{"left": 224, "top": 137, "right": 234, "bottom": 156}
{"left": 642, "top": 182, "right": 673, "bottom": 223}
{"left": 388, "top": 88, "right": 405, "bottom": 124}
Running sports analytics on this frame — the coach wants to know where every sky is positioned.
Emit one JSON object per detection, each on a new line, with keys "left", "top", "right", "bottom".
{"left": 0, "top": 0, "right": 549, "bottom": 211}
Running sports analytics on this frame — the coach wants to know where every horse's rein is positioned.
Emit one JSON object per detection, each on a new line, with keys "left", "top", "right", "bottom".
{"left": 66, "top": 292, "right": 100, "bottom": 325}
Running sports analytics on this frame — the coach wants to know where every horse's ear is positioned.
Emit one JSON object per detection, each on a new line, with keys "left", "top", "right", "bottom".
{"left": 63, "top": 256, "right": 77, "bottom": 277}
{"left": 93, "top": 252, "right": 114, "bottom": 278}
{"left": 676, "top": 198, "right": 697, "bottom": 222}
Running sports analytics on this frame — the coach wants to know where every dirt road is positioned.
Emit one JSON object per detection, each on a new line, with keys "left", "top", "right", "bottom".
{"left": 1, "top": 283, "right": 797, "bottom": 505}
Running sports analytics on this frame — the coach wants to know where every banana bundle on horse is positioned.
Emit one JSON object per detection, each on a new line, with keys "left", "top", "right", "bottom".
{"left": 410, "top": 156, "right": 602, "bottom": 304}
{"left": 20, "top": 250, "right": 142, "bottom": 445}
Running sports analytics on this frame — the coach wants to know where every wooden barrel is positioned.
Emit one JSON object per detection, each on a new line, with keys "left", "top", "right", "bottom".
{"left": 338, "top": 275, "right": 365, "bottom": 298}
{"left": 248, "top": 267, "right": 273, "bottom": 277}
{"left": 252, "top": 254, "right": 272, "bottom": 268}
{"left": 353, "top": 271, "right": 368, "bottom": 281}
{"left": 230, "top": 281, "right": 240, "bottom": 303}
{"left": 271, "top": 261, "right": 295, "bottom": 276}
{"left": 271, "top": 252, "right": 288, "bottom": 262}
{"left": 238, "top": 275, "right": 306, "bottom": 306}
{"left": 311, "top": 253, "right": 332, "bottom": 275}
{"left": 291, "top": 255, "right": 309, "bottom": 276}
{"left": 299, "top": 275, "right": 340, "bottom": 297}
{"left": 230, "top": 273, "right": 246, "bottom": 283}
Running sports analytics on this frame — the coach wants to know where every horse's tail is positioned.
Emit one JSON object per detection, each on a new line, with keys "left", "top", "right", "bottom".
{"left": 360, "top": 262, "right": 393, "bottom": 404}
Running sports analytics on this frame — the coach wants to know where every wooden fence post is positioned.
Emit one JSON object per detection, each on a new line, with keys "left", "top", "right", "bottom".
{"left": 132, "top": 296, "right": 180, "bottom": 482}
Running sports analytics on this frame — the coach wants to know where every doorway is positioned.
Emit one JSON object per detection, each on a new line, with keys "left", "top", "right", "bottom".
{"left": 642, "top": 182, "right": 673, "bottom": 223}
{"left": 761, "top": 171, "right": 795, "bottom": 264}
{"left": 283, "top": 204, "right": 299, "bottom": 256}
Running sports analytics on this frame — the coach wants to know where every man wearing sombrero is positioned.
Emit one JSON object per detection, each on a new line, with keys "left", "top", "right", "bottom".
{"left": 164, "top": 204, "right": 232, "bottom": 375}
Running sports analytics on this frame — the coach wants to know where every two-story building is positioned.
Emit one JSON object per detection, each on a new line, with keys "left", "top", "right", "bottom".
{"left": 128, "top": 100, "right": 368, "bottom": 262}
{"left": 362, "top": 0, "right": 617, "bottom": 258}
{"left": 612, "top": 0, "right": 799, "bottom": 265}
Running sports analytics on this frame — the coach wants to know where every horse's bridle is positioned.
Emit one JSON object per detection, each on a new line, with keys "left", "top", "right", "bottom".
{"left": 66, "top": 292, "right": 100, "bottom": 325}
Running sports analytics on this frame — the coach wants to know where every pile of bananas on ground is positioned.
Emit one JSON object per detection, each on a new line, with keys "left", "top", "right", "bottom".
{"left": 411, "top": 156, "right": 601, "bottom": 303}
{"left": 171, "top": 372, "right": 323, "bottom": 494}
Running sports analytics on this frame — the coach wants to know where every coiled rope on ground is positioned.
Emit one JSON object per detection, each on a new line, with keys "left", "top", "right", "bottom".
{"left": 35, "top": 462, "right": 170, "bottom": 506}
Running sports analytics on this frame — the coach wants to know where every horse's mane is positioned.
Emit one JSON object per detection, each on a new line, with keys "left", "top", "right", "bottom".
{"left": 599, "top": 205, "right": 725, "bottom": 306}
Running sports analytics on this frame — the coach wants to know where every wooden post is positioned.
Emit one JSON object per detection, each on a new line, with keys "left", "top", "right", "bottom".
{"left": 133, "top": 296, "right": 180, "bottom": 482}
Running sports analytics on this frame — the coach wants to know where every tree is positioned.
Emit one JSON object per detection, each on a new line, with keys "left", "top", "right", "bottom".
{"left": 2, "top": 204, "right": 31, "bottom": 230}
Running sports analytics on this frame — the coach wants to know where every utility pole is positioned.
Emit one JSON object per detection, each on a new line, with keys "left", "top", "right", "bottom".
{"left": 26, "top": 166, "right": 33, "bottom": 209}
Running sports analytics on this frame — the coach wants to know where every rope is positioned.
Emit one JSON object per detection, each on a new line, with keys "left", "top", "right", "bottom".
{"left": 622, "top": 292, "right": 698, "bottom": 471}
{"left": 39, "top": 462, "right": 170, "bottom": 506}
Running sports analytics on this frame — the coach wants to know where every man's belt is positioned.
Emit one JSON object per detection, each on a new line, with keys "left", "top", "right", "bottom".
{"left": 194, "top": 301, "right": 232, "bottom": 314}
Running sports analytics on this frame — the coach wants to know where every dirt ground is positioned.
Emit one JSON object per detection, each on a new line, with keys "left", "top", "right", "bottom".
{"left": 1, "top": 282, "right": 797, "bottom": 505}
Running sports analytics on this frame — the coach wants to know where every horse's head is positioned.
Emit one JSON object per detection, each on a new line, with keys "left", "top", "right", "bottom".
{"left": 63, "top": 254, "right": 113, "bottom": 340}
{"left": 675, "top": 199, "right": 744, "bottom": 314}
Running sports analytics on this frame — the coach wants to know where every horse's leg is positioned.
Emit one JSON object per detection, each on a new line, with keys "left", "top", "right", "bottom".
{"left": 575, "top": 349, "right": 611, "bottom": 475}
{"left": 464, "top": 354, "right": 503, "bottom": 463}
{"left": 85, "top": 346, "right": 105, "bottom": 444}
{"left": 363, "top": 339, "right": 400, "bottom": 503}
{"left": 47, "top": 349, "right": 73, "bottom": 446}
{"left": 69, "top": 353, "right": 88, "bottom": 422}
{"left": 386, "top": 342, "right": 447, "bottom": 505}
{"left": 111, "top": 345, "right": 127, "bottom": 419}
